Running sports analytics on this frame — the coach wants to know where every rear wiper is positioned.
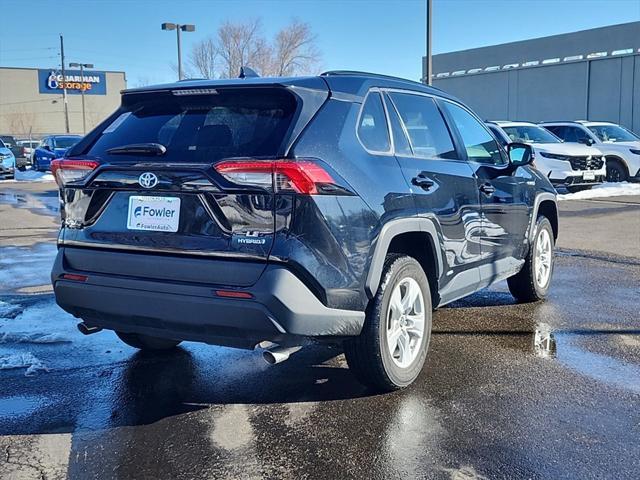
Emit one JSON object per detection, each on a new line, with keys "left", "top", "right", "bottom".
{"left": 106, "top": 143, "right": 167, "bottom": 156}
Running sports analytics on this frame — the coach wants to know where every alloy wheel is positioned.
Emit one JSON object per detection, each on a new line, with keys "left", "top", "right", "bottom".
{"left": 386, "top": 277, "right": 425, "bottom": 369}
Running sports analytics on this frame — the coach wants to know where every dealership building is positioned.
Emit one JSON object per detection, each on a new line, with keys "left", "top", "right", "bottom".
{"left": 426, "top": 22, "right": 640, "bottom": 132}
{"left": 0, "top": 67, "right": 126, "bottom": 138}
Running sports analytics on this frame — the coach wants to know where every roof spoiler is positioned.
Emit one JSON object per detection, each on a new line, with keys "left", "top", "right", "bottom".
{"left": 239, "top": 66, "right": 260, "bottom": 79}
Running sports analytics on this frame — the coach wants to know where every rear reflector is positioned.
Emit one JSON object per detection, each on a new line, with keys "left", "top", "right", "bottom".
{"left": 61, "top": 274, "right": 88, "bottom": 282}
{"left": 215, "top": 290, "right": 253, "bottom": 299}
{"left": 215, "top": 159, "right": 334, "bottom": 194}
{"left": 51, "top": 159, "right": 100, "bottom": 187}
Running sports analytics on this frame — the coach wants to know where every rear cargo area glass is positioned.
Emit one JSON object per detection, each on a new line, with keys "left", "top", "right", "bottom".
{"left": 86, "top": 88, "right": 298, "bottom": 162}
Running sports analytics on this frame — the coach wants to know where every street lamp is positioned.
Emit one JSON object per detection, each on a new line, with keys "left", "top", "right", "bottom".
{"left": 162, "top": 22, "right": 195, "bottom": 80}
{"left": 69, "top": 62, "right": 94, "bottom": 134}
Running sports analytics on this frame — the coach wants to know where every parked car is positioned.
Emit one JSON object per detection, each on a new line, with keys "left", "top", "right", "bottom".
{"left": 32, "top": 135, "right": 82, "bottom": 171}
{"left": 0, "top": 135, "right": 22, "bottom": 159}
{"left": 0, "top": 138, "right": 16, "bottom": 179}
{"left": 51, "top": 71, "right": 558, "bottom": 391}
{"left": 540, "top": 121, "right": 640, "bottom": 183}
{"left": 17, "top": 139, "right": 40, "bottom": 158}
{"left": 486, "top": 121, "right": 606, "bottom": 192}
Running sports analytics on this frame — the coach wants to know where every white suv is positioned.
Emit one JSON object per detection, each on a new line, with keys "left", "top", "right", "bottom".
{"left": 486, "top": 121, "right": 606, "bottom": 192}
{"left": 540, "top": 121, "right": 640, "bottom": 183}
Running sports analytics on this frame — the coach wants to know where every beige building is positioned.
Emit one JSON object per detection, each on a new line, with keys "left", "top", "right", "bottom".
{"left": 0, "top": 67, "right": 126, "bottom": 138}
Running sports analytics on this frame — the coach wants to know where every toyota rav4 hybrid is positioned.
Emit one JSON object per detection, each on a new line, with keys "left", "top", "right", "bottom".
{"left": 51, "top": 72, "right": 558, "bottom": 391}
{"left": 540, "top": 121, "right": 640, "bottom": 183}
{"left": 486, "top": 121, "right": 606, "bottom": 192}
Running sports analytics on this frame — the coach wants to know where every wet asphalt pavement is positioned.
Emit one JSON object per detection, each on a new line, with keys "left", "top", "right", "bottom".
{"left": 0, "top": 182, "right": 639, "bottom": 479}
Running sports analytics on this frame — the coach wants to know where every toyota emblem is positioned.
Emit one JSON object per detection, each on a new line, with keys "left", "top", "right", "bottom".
{"left": 139, "top": 172, "right": 158, "bottom": 189}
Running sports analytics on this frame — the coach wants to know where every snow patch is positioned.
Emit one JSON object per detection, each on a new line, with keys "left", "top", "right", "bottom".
{"left": 0, "top": 300, "right": 76, "bottom": 343}
{"left": 0, "top": 300, "right": 20, "bottom": 317}
{"left": 0, "top": 332, "right": 72, "bottom": 344}
{"left": 558, "top": 182, "right": 640, "bottom": 201}
{"left": 0, "top": 353, "right": 49, "bottom": 376}
{"left": 0, "top": 243, "right": 57, "bottom": 292}
{"left": 2, "top": 169, "right": 55, "bottom": 183}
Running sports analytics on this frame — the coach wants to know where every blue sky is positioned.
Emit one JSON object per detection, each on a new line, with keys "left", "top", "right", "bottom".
{"left": 1, "top": 0, "right": 638, "bottom": 86}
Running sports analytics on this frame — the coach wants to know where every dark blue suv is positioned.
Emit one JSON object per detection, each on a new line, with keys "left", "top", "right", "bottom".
{"left": 51, "top": 71, "right": 558, "bottom": 391}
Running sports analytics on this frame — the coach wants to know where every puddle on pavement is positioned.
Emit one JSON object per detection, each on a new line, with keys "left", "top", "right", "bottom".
{"left": 530, "top": 323, "right": 640, "bottom": 393}
{"left": 0, "top": 395, "right": 45, "bottom": 417}
{"left": 0, "top": 190, "right": 59, "bottom": 215}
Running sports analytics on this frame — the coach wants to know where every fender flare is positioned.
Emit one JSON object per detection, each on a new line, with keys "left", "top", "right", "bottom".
{"left": 365, "top": 217, "right": 444, "bottom": 298}
{"left": 529, "top": 192, "right": 557, "bottom": 241}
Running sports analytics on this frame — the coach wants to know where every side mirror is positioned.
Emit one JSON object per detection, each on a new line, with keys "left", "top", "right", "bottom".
{"left": 578, "top": 137, "right": 594, "bottom": 146}
{"left": 43, "top": 145, "right": 52, "bottom": 152}
{"left": 507, "top": 142, "right": 534, "bottom": 167}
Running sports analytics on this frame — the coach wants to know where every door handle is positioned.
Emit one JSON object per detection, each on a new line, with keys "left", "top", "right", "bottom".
{"left": 411, "top": 175, "right": 435, "bottom": 190}
{"left": 479, "top": 183, "right": 496, "bottom": 195}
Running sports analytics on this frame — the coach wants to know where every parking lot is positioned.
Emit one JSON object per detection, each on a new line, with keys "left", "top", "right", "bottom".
{"left": 0, "top": 178, "right": 638, "bottom": 479}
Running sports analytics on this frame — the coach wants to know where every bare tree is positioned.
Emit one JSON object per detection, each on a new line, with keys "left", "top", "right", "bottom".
{"left": 272, "top": 19, "right": 319, "bottom": 76}
{"left": 183, "top": 18, "right": 321, "bottom": 79}
{"left": 216, "top": 19, "right": 271, "bottom": 78}
{"left": 189, "top": 38, "right": 218, "bottom": 79}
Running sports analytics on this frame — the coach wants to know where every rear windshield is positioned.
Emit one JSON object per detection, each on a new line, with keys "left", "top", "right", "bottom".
{"left": 54, "top": 137, "right": 82, "bottom": 148}
{"left": 86, "top": 88, "right": 298, "bottom": 162}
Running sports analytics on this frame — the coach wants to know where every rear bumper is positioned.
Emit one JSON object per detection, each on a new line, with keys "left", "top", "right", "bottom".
{"left": 51, "top": 248, "right": 365, "bottom": 349}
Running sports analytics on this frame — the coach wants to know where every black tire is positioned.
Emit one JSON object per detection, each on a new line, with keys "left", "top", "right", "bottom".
{"left": 116, "top": 331, "right": 181, "bottom": 351}
{"left": 344, "top": 255, "right": 432, "bottom": 392}
{"left": 566, "top": 185, "right": 593, "bottom": 193}
{"left": 507, "top": 216, "right": 555, "bottom": 302}
{"left": 606, "top": 158, "right": 628, "bottom": 183}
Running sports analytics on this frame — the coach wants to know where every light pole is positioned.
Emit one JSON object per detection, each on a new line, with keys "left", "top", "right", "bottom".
{"left": 425, "top": 0, "right": 433, "bottom": 85}
{"left": 69, "top": 62, "right": 94, "bottom": 134}
{"left": 161, "top": 23, "right": 195, "bottom": 80}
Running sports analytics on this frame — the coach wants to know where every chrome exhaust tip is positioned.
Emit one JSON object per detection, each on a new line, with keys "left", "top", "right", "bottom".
{"left": 77, "top": 323, "right": 102, "bottom": 335}
{"left": 263, "top": 345, "right": 302, "bottom": 365}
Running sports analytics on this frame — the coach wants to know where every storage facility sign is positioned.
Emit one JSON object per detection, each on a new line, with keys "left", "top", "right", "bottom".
{"left": 38, "top": 69, "right": 107, "bottom": 95}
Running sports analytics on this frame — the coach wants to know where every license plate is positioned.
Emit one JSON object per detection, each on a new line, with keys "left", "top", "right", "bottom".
{"left": 583, "top": 171, "right": 596, "bottom": 181}
{"left": 127, "top": 196, "right": 181, "bottom": 232}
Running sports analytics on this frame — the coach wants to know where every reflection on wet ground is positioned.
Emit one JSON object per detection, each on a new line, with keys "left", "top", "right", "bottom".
{"left": 0, "top": 255, "right": 639, "bottom": 478}
{"left": 0, "top": 189, "right": 60, "bottom": 216}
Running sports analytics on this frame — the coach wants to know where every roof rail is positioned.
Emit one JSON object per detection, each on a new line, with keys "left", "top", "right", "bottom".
{"left": 320, "top": 70, "right": 431, "bottom": 87}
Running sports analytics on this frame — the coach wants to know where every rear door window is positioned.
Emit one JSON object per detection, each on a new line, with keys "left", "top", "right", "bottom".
{"left": 357, "top": 92, "right": 391, "bottom": 153}
{"left": 85, "top": 88, "right": 298, "bottom": 162}
{"left": 388, "top": 92, "right": 458, "bottom": 160}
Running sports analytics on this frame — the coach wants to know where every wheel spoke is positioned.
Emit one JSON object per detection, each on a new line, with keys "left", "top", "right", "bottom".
{"left": 397, "top": 331, "right": 410, "bottom": 363}
{"left": 401, "top": 281, "right": 420, "bottom": 313}
{"left": 389, "top": 287, "right": 403, "bottom": 320}
{"left": 388, "top": 324, "right": 403, "bottom": 349}
{"left": 406, "top": 314, "right": 424, "bottom": 337}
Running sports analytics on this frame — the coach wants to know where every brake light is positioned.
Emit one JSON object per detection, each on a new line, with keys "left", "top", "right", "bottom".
{"left": 215, "top": 159, "right": 334, "bottom": 194}
{"left": 51, "top": 159, "right": 100, "bottom": 187}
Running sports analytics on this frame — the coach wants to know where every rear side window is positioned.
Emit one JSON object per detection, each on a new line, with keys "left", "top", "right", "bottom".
{"left": 357, "top": 92, "right": 390, "bottom": 153}
{"left": 443, "top": 102, "right": 506, "bottom": 165}
{"left": 389, "top": 93, "right": 457, "bottom": 160}
{"left": 86, "top": 88, "right": 298, "bottom": 162}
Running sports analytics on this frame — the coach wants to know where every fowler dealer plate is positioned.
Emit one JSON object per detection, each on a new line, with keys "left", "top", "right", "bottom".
{"left": 127, "top": 196, "right": 181, "bottom": 232}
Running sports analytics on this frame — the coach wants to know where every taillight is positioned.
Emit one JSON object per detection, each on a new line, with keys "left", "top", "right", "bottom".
{"left": 51, "top": 159, "right": 100, "bottom": 187}
{"left": 215, "top": 159, "right": 334, "bottom": 195}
